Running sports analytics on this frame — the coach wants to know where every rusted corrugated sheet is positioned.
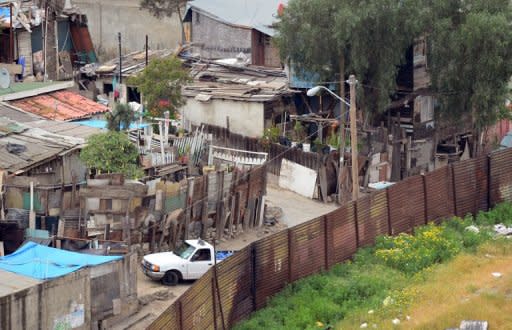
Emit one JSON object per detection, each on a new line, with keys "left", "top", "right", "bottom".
{"left": 214, "top": 247, "right": 254, "bottom": 328}
{"left": 356, "top": 191, "right": 389, "bottom": 246}
{"left": 289, "top": 217, "right": 326, "bottom": 282}
{"left": 147, "top": 300, "right": 180, "bottom": 330}
{"left": 490, "top": 148, "right": 512, "bottom": 206}
{"left": 424, "top": 165, "right": 455, "bottom": 223}
{"left": 180, "top": 270, "right": 215, "bottom": 330}
{"left": 388, "top": 176, "right": 425, "bottom": 234}
{"left": 325, "top": 203, "right": 357, "bottom": 267}
{"left": 453, "top": 155, "right": 489, "bottom": 217}
{"left": 254, "top": 230, "right": 289, "bottom": 309}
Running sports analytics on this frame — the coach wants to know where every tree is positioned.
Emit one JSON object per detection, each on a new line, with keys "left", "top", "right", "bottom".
{"left": 128, "top": 56, "right": 191, "bottom": 119}
{"left": 80, "top": 132, "right": 143, "bottom": 179}
{"left": 425, "top": 0, "right": 512, "bottom": 153}
{"left": 140, "top": 0, "right": 188, "bottom": 37}
{"left": 105, "top": 103, "right": 136, "bottom": 131}
{"left": 276, "top": 0, "right": 421, "bottom": 116}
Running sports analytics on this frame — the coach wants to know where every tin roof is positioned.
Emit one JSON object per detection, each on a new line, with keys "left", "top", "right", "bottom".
{"left": 9, "top": 90, "right": 109, "bottom": 121}
{"left": 182, "top": 57, "right": 294, "bottom": 102}
{"left": 0, "top": 116, "right": 101, "bottom": 174}
{"left": 185, "top": 0, "right": 287, "bottom": 36}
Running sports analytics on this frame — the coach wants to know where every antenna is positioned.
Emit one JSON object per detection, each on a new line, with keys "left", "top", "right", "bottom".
{"left": 0, "top": 68, "right": 10, "bottom": 89}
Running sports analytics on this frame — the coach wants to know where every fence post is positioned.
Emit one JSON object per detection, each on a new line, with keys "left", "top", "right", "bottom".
{"left": 451, "top": 164, "right": 458, "bottom": 216}
{"left": 386, "top": 189, "right": 392, "bottom": 235}
{"left": 422, "top": 174, "right": 428, "bottom": 225}
{"left": 251, "top": 244, "right": 257, "bottom": 311}
{"left": 287, "top": 229, "right": 293, "bottom": 283}
{"left": 178, "top": 300, "right": 184, "bottom": 330}
{"left": 323, "top": 215, "right": 330, "bottom": 270}
{"left": 211, "top": 277, "right": 218, "bottom": 330}
{"left": 354, "top": 202, "right": 360, "bottom": 247}
{"left": 487, "top": 154, "right": 492, "bottom": 209}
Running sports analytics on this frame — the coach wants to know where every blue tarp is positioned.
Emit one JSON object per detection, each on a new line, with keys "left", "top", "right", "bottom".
{"left": 77, "top": 119, "right": 149, "bottom": 130}
{"left": 0, "top": 242, "right": 121, "bottom": 280}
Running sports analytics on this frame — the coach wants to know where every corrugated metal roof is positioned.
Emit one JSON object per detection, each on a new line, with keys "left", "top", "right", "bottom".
{"left": 182, "top": 58, "right": 295, "bottom": 102}
{"left": 9, "top": 90, "right": 109, "bottom": 121}
{"left": 186, "top": 0, "right": 287, "bottom": 36}
{"left": 94, "top": 49, "right": 176, "bottom": 78}
{"left": 0, "top": 102, "right": 42, "bottom": 122}
{"left": 0, "top": 117, "right": 100, "bottom": 174}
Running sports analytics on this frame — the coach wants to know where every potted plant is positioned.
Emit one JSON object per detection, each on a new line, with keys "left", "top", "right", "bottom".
{"left": 293, "top": 121, "right": 311, "bottom": 151}
{"left": 260, "top": 126, "right": 281, "bottom": 150}
{"left": 327, "top": 132, "right": 340, "bottom": 152}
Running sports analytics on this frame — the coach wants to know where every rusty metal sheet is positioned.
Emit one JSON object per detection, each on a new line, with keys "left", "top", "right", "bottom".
{"left": 147, "top": 300, "right": 180, "bottom": 330}
{"left": 214, "top": 247, "right": 254, "bottom": 328}
{"left": 289, "top": 217, "right": 326, "bottom": 282}
{"left": 325, "top": 203, "right": 357, "bottom": 268}
{"left": 452, "top": 155, "right": 489, "bottom": 217}
{"left": 388, "top": 175, "right": 425, "bottom": 234}
{"left": 424, "top": 166, "right": 455, "bottom": 223}
{"left": 490, "top": 148, "right": 512, "bottom": 206}
{"left": 254, "top": 230, "right": 289, "bottom": 309}
{"left": 356, "top": 190, "right": 389, "bottom": 246}
{"left": 180, "top": 270, "right": 215, "bottom": 330}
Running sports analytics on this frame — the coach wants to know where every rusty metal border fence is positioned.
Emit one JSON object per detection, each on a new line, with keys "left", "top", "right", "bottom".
{"left": 149, "top": 148, "right": 512, "bottom": 330}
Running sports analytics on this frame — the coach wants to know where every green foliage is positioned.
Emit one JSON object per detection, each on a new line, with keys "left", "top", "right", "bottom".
{"left": 375, "top": 224, "right": 462, "bottom": 274}
{"left": 475, "top": 202, "right": 512, "bottom": 226}
{"left": 260, "top": 126, "right": 281, "bottom": 148}
{"left": 276, "top": 0, "right": 422, "bottom": 115}
{"left": 127, "top": 56, "right": 191, "bottom": 119}
{"left": 293, "top": 121, "right": 306, "bottom": 141}
{"left": 105, "top": 103, "right": 136, "bottom": 131}
{"left": 426, "top": 0, "right": 512, "bottom": 129}
{"left": 80, "top": 132, "right": 143, "bottom": 179}
{"left": 236, "top": 204, "right": 512, "bottom": 329}
{"left": 139, "top": 0, "right": 187, "bottom": 19}
{"left": 277, "top": 0, "right": 512, "bottom": 127}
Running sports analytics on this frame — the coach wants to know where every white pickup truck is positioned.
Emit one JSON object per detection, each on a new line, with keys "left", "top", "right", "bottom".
{"left": 141, "top": 239, "right": 234, "bottom": 286}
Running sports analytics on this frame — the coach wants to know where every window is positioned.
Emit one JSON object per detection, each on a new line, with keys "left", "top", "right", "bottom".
{"left": 192, "top": 249, "right": 211, "bottom": 262}
{"left": 195, "top": 12, "right": 200, "bottom": 24}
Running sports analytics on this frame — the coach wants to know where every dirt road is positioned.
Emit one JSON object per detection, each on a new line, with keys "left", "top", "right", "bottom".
{"left": 111, "top": 179, "right": 337, "bottom": 329}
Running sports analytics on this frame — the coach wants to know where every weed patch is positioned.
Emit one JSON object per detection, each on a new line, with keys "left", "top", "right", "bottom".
{"left": 234, "top": 203, "right": 512, "bottom": 330}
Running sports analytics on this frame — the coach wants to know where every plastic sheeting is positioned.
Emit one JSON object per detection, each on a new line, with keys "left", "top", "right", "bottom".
{"left": 0, "top": 242, "right": 121, "bottom": 280}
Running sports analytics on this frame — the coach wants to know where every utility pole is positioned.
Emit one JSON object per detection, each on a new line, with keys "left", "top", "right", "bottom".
{"left": 338, "top": 54, "right": 346, "bottom": 204}
{"left": 349, "top": 75, "right": 359, "bottom": 201}
{"left": 118, "top": 32, "right": 122, "bottom": 84}
{"left": 145, "top": 35, "right": 149, "bottom": 67}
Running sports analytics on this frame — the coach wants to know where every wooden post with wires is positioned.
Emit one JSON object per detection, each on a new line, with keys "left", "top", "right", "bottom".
{"left": 349, "top": 75, "right": 359, "bottom": 200}
{"left": 338, "top": 54, "right": 346, "bottom": 204}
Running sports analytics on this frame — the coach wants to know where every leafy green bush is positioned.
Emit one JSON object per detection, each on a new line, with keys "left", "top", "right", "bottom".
{"left": 374, "top": 224, "right": 461, "bottom": 274}
{"left": 476, "top": 202, "right": 512, "bottom": 226}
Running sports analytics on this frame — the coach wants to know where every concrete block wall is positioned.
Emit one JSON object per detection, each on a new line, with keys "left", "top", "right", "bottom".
{"left": 191, "top": 11, "right": 252, "bottom": 60}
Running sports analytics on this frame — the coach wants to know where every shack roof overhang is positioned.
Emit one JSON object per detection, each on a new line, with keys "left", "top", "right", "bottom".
{"left": 184, "top": 0, "right": 287, "bottom": 37}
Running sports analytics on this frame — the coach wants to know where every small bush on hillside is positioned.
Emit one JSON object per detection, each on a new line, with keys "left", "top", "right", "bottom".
{"left": 374, "top": 224, "right": 461, "bottom": 274}
{"left": 476, "top": 203, "right": 512, "bottom": 226}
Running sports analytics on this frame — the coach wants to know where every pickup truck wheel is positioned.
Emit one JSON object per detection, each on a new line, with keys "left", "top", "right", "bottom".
{"left": 162, "top": 270, "right": 180, "bottom": 286}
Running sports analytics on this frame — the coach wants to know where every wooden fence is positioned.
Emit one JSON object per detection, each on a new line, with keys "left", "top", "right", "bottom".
{"left": 148, "top": 148, "right": 512, "bottom": 330}
{"left": 201, "top": 124, "right": 322, "bottom": 176}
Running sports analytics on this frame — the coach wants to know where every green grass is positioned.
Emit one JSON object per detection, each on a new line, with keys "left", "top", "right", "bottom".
{"left": 234, "top": 203, "right": 512, "bottom": 330}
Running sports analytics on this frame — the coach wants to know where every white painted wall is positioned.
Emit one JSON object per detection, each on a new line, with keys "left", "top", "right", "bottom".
{"left": 182, "top": 98, "right": 264, "bottom": 138}
{"left": 279, "top": 159, "right": 318, "bottom": 199}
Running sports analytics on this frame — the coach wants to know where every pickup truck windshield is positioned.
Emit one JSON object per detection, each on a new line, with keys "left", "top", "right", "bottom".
{"left": 174, "top": 243, "right": 196, "bottom": 259}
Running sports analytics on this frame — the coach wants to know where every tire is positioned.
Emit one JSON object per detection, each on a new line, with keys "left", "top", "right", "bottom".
{"left": 161, "top": 270, "right": 180, "bottom": 286}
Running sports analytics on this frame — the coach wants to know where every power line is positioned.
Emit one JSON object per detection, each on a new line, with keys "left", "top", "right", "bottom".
{"left": 136, "top": 109, "right": 352, "bottom": 235}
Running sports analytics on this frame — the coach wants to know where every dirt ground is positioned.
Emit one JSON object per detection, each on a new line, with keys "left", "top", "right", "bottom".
{"left": 110, "top": 177, "right": 337, "bottom": 329}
